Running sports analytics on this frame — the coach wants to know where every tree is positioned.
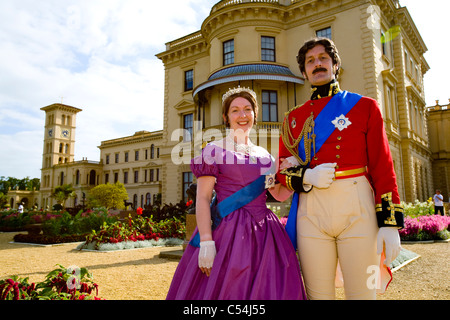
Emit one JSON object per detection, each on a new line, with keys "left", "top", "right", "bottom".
{"left": 88, "top": 182, "right": 128, "bottom": 210}
{"left": 0, "top": 176, "right": 40, "bottom": 194}
{"left": 51, "top": 184, "right": 75, "bottom": 209}
{"left": 0, "top": 192, "right": 8, "bottom": 208}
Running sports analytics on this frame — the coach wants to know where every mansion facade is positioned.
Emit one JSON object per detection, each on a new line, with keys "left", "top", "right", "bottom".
{"left": 8, "top": 0, "right": 450, "bottom": 209}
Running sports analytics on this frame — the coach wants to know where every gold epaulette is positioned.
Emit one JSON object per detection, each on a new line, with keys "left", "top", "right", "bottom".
{"left": 284, "top": 104, "right": 304, "bottom": 117}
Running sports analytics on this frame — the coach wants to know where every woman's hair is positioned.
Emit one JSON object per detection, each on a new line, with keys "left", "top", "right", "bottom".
{"left": 222, "top": 87, "right": 258, "bottom": 128}
{"left": 297, "top": 37, "right": 341, "bottom": 78}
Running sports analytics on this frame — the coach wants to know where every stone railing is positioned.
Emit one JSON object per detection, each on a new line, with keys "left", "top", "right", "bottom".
{"left": 211, "top": 0, "right": 287, "bottom": 13}
{"left": 165, "top": 31, "right": 203, "bottom": 50}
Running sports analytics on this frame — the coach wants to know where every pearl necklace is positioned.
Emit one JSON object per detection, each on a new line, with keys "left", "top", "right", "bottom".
{"left": 226, "top": 136, "right": 254, "bottom": 155}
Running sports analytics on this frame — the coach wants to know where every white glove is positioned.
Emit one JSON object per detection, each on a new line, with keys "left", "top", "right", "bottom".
{"left": 198, "top": 241, "right": 216, "bottom": 276}
{"left": 376, "top": 227, "right": 401, "bottom": 267}
{"left": 303, "top": 163, "right": 337, "bottom": 189}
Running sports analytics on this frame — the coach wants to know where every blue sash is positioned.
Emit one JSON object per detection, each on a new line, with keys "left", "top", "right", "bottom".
{"left": 189, "top": 174, "right": 267, "bottom": 248}
{"left": 285, "top": 91, "right": 362, "bottom": 250}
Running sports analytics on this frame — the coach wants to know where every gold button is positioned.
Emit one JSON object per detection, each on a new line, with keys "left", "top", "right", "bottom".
{"left": 336, "top": 155, "right": 340, "bottom": 159}
{"left": 310, "top": 103, "right": 314, "bottom": 106}
{"left": 336, "top": 165, "right": 340, "bottom": 169}
{"left": 336, "top": 145, "right": 341, "bottom": 150}
{"left": 314, "top": 157, "right": 318, "bottom": 161}
{"left": 337, "top": 136, "right": 342, "bottom": 140}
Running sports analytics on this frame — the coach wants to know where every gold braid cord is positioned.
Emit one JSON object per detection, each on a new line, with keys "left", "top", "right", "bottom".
{"left": 281, "top": 112, "right": 316, "bottom": 166}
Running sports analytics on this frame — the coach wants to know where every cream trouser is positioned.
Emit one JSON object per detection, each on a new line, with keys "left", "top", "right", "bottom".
{"left": 297, "top": 175, "right": 380, "bottom": 300}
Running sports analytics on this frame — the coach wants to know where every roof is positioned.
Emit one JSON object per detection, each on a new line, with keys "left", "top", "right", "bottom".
{"left": 193, "top": 63, "right": 304, "bottom": 98}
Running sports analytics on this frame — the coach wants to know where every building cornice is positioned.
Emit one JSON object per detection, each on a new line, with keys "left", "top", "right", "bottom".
{"left": 99, "top": 130, "right": 163, "bottom": 149}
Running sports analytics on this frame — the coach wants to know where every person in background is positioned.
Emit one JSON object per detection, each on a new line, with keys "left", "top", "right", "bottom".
{"left": 433, "top": 190, "right": 444, "bottom": 216}
{"left": 18, "top": 202, "right": 24, "bottom": 214}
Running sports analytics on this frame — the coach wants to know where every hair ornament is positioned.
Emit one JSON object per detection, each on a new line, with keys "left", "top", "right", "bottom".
{"left": 222, "top": 86, "right": 257, "bottom": 104}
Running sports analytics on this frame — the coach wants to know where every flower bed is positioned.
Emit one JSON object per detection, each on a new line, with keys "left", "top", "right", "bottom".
{"left": 0, "top": 264, "right": 102, "bottom": 300}
{"left": 77, "top": 215, "right": 186, "bottom": 251}
{"left": 400, "top": 214, "right": 450, "bottom": 242}
{"left": 10, "top": 209, "right": 119, "bottom": 245}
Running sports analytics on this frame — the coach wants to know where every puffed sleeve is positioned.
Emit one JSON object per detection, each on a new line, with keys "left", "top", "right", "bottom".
{"left": 190, "top": 143, "right": 220, "bottom": 179}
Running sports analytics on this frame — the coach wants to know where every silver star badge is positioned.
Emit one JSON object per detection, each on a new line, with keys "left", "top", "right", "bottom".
{"left": 332, "top": 114, "right": 352, "bottom": 131}
{"left": 264, "top": 174, "right": 276, "bottom": 189}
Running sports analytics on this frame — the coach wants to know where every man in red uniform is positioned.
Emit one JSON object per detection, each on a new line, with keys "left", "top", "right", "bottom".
{"left": 277, "top": 37, "right": 404, "bottom": 299}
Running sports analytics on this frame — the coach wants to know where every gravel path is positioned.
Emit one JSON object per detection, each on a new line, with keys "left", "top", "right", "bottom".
{"left": 0, "top": 232, "right": 448, "bottom": 300}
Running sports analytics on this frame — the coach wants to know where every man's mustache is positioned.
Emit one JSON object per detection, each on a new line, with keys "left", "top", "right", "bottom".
{"left": 312, "top": 67, "right": 328, "bottom": 74}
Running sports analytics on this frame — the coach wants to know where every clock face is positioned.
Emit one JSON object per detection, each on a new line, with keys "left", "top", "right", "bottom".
{"left": 61, "top": 129, "right": 70, "bottom": 138}
{"left": 48, "top": 128, "right": 53, "bottom": 137}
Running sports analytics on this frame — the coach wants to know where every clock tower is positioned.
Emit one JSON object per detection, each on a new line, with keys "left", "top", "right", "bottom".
{"left": 40, "top": 103, "right": 82, "bottom": 199}
{"left": 40, "top": 103, "right": 82, "bottom": 167}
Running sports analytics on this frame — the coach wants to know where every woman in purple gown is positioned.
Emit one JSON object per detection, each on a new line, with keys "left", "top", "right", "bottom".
{"left": 166, "top": 87, "right": 306, "bottom": 300}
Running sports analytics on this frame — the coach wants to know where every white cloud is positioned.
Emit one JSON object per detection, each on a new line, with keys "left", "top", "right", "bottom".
{"left": 0, "top": 0, "right": 216, "bottom": 179}
{"left": 0, "top": 131, "right": 42, "bottom": 179}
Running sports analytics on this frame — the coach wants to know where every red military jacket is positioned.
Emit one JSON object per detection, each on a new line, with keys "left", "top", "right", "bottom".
{"left": 277, "top": 92, "right": 401, "bottom": 205}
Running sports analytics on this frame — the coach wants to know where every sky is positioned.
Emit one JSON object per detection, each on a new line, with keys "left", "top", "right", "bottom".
{"left": 0, "top": 0, "right": 448, "bottom": 180}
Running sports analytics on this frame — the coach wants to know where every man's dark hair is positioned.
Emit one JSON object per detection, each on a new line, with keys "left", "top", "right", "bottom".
{"left": 297, "top": 37, "right": 341, "bottom": 78}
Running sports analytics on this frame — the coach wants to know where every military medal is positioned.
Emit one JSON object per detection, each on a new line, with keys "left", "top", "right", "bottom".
{"left": 291, "top": 117, "right": 297, "bottom": 128}
{"left": 332, "top": 114, "right": 352, "bottom": 131}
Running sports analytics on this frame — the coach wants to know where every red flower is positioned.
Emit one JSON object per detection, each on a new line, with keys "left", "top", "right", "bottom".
{"left": 136, "top": 207, "right": 143, "bottom": 215}
{"left": 186, "top": 200, "right": 193, "bottom": 207}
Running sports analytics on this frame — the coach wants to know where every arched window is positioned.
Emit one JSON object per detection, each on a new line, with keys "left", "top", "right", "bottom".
{"left": 150, "top": 144, "right": 155, "bottom": 159}
{"left": 146, "top": 193, "right": 151, "bottom": 205}
{"left": 60, "top": 172, "right": 64, "bottom": 185}
{"left": 76, "top": 170, "right": 80, "bottom": 185}
{"left": 89, "top": 170, "right": 96, "bottom": 185}
{"left": 59, "top": 143, "right": 63, "bottom": 153}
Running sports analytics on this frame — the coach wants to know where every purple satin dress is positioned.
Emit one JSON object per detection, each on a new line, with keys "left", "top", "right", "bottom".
{"left": 166, "top": 143, "right": 306, "bottom": 300}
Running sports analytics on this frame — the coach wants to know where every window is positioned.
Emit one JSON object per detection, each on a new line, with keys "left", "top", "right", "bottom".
{"left": 151, "top": 144, "right": 155, "bottom": 159}
{"left": 135, "top": 150, "right": 139, "bottom": 161}
{"left": 381, "top": 29, "right": 387, "bottom": 56}
{"left": 115, "top": 153, "right": 119, "bottom": 163}
{"left": 261, "top": 36, "right": 275, "bottom": 62}
{"left": 185, "top": 70, "right": 194, "bottom": 91}
{"left": 146, "top": 193, "right": 151, "bottom": 206}
{"left": 125, "top": 152, "right": 129, "bottom": 162}
{"left": 114, "top": 172, "right": 118, "bottom": 183}
{"left": 184, "top": 113, "right": 194, "bottom": 142}
{"left": 182, "top": 172, "right": 193, "bottom": 202}
{"left": 105, "top": 173, "right": 109, "bottom": 184}
{"left": 223, "top": 39, "right": 234, "bottom": 66}
{"left": 262, "top": 90, "right": 278, "bottom": 122}
{"left": 106, "top": 154, "right": 110, "bottom": 164}
{"left": 133, "top": 194, "right": 138, "bottom": 209}
{"left": 316, "top": 27, "right": 332, "bottom": 39}
{"left": 134, "top": 170, "right": 139, "bottom": 183}
{"left": 76, "top": 170, "right": 80, "bottom": 185}
{"left": 124, "top": 171, "right": 128, "bottom": 184}
{"left": 150, "top": 169, "right": 154, "bottom": 182}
